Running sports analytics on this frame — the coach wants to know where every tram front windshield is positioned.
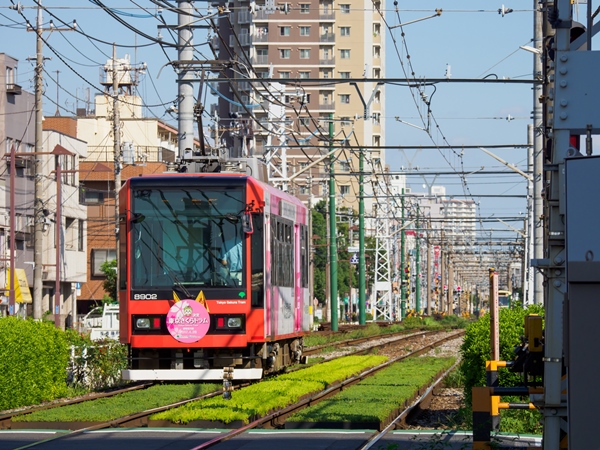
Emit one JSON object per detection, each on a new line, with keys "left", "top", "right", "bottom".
{"left": 130, "top": 186, "right": 245, "bottom": 289}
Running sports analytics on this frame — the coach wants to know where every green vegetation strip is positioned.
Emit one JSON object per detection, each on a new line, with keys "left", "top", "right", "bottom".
{"left": 150, "top": 354, "right": 387, "bottom": 425}
{"left": 304, "top": 316, "right": 468, "bottom": 348}
{"left": 14, "top": 383, "right": 221, "bottom": 422}
{"left": 287, "top": 356, "right": 456, "bottom": 424}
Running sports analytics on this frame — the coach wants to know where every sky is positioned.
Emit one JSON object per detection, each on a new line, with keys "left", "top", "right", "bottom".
{"left": 0, "top": 0, "right": 575, "bottom": 242}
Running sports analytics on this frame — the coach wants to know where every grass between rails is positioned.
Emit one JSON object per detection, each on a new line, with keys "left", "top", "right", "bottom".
{"left": 150, "top": 355, "right": 388, "bottom": 425}
{"left": 14, "top": 383, "right": 221, "bottom": 423}
{"left": 287, "top": 356, "right": 456, "bottom": 424}
{"left": 304, "top": 316, "right": 468, "bottom": 348}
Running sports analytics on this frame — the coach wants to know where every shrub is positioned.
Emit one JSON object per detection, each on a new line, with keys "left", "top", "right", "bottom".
{"left": 459, "top": 305, "right": 544, "bottom": 433}
{"left": 64, "top": 330, "right": 128, "bottom": 391}
{"left": 0, "top": 317, "right": 70, "bottom": 411}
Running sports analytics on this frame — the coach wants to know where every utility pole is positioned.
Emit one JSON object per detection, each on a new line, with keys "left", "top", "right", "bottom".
{"left": 33, "top": 3, "right": 44, "bottom": 321}
{"left": 415, "top": 204, "right": 421, "bottom": 313}
{"left": 532, "top": 1, "right": 544, "bottom": 304}
{"left": 400, "top": 189, "right": 406, "bottom": 319}
{"left": 112, "top": 45, "right": 121, "bottom": 300}
{"left": 328, "top": 114, "right": 338, "bottom": 331}
{"left": 177, "top": 0, "right": 195, "bottom": 159}
{"left": 426, "top": 226, "right": 432, "bottom": 316}
{"left": 358, "top": 148, "right": 366, "bottom": 324}
{"left": 448, "top": 254, "right": 454, "bottom": 315}
{"left": 27, "top": 1, "right": 75, "bottom": 320}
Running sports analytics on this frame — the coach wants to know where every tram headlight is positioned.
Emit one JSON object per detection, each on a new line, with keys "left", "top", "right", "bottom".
{"left": 227, "top": 317, "right": 242, "bottom": 328}
{"left": 136, "top": 318, "right": 151, "bottom": 329}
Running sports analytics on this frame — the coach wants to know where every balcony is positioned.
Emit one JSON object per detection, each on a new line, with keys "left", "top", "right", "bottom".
{"left": 6, "top": 83, "right": 22, "bottom": 95}
{"left": 254, "top": 10, "right": 270, "bottom": 21}
{"left": 252, "top": 32, "right": 269, "bottom": 43}
{"left": 251, "top": 55, "right": 269, "bottom": 65}
{"left": 320, "top": 33, "right": 335, "bottom": 42}
{"left": 319, "top": 101, "right": 335, "bottom": 110}
{"left": 319, "top": 58, "right": 335, "bottom": 66}
{"left": 320, "top": 11, "right": 335, "bottom": 20}
{"left": 238, "top": 10, "right": 251, "bottom": 23}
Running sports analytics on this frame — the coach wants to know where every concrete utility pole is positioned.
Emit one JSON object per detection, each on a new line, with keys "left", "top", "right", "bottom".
{"left": 532, "top": 1, "right": 544, "bottom": 304}
{"left": 112, "top": 45, "right": 121, "bottom": 299}
{"left": 27, "top": 1, "right": 75, "bottom": 320}
{"left": 33, "top": 3, "right": 44, "bottom": 320}
{"left": 415, "top": 205, "right": 421, "bottom": 313}
{"left": 177, "top": 0, "right": 195, "bottom": 159}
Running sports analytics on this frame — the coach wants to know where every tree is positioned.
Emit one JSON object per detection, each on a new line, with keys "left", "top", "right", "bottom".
{"left": 100, "top": 259, "right": 117, "bottom": 303}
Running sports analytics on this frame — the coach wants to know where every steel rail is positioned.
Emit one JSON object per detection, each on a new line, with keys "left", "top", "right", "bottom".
{"left": 188, "top": 330, "right": 465, "bottom": 449}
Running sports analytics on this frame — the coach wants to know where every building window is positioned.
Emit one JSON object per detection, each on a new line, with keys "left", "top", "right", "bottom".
{"left": 65, "top": 217, "right": 76, "bottom": 250}
{"left": 5, "top": 67, "right": 13, "bottom": 86}
{"left": 340, "top": 94, "right": 350, "bottom": 104}
{"left": 340, "top": 185, "right": 350, "bottom": 196}
{"left": 373, "top": 68, "right": 381, "bottom": 78}
{"left": 340, "top": 49, "right": 350, "bottom": 59}
{"left": 299, "top": 185, "right": 309, "bottom": 195}
{"left": 340, "top": 4, "right": 350, "bottom": 13}
{"left": 92, "top": 249, "right": 117, "bottom": 276}
{"left": 373, "top": 23, "right": 381, "bottom": 36}
{"left": 300, "top": 3, "right": 310, "bottom": 13}
{"left": 280, "top": 26, "right": 291, "bottom": 36}
{"left": 340, "top": 161, "right": 351, "bottom": 172}
{"left": 300, "top": 26, "right": 311, "bottom": 36}
{"left": 373, "top": 135, "right": 381, "bottom": 147}
{"left": 340, "top": 26, "right": 350, "bottom": 36}
{"left": 279, "top": 71, "right": 291, "bottom": 78}
{"left": 375, "top": 91, "right": 381, "bottom": 103}
{"left": 279, "top": 48, "right": 291, "bottom": 59}
{"left": 299, "top": 117, "right": 310, "bottom": 127}
{"left": 78, "top": 219, "right": 84, "bottom": 251}
{"left": 299, "top": 71, "right": 311, "bottom": 79}
{"left": 299, "top": 48, "right": 311, "bottom": 59}
{"left": 341, "top": 116, "right": 351, "bottom": 126}
{"left": 373, "top": 45, "right": 381, "bottom": 58}
{"left": 340, "top": 71, "right": 350, "bottom": 79}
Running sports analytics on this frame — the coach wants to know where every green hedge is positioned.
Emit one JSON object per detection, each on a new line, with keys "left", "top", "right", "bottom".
{"left": 0, "top": 317, "right": 70, "bottom": 410}
{"left": 459, "top": 305, "right": 544, "bottom": 434}
{"left": 0, "top": 317, "right": 129, "bottom": 412}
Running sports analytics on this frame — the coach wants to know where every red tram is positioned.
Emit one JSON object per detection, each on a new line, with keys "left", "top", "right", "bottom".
{"left": 118, "top": 172, "right": 310, "bottom": 380}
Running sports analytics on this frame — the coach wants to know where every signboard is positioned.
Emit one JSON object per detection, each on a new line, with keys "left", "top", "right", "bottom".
{"left": 350, "top": 253, "right": 359, "bottom": 264}
{"left": 166, "top": 300, "right": 210, "bottom": 343}
{"left": 4, "top": 268, "right": 32, "bottom": 304}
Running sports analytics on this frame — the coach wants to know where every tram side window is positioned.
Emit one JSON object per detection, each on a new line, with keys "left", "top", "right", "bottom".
{"left": 251, "top": 214, "right": 264, "bottom": 307}
{"left": 300, "top": 224, "right": 308, "bottom": 288}
{"left": 271, "top": 217, "right": 294, "bottom": 287}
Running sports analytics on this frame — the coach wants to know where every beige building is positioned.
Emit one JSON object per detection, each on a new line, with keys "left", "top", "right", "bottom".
{"left": 215, "top": 0, "right": 385, "bottom": 212}
{"left": 40, "top": 130, "right": 88, "bottom": 327}
{"left": 43, "top": 56, "right": 198, "bottom": 314}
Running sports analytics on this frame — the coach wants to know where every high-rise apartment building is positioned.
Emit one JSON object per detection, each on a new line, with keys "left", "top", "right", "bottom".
{"left": 214, "top": 0, "right": 385, "bottom": 212}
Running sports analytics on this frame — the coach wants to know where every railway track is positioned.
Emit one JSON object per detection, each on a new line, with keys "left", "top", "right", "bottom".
{"left": 0, "top": 382, "right": 155, "bottom": 430}
{"left": 3, "top": 329, "right": 464, "bottom": 449}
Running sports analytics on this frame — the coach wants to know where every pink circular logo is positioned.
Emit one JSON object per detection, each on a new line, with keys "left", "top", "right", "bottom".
{"left": 166, "top": 300, "right": 210, "bottom": 343}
